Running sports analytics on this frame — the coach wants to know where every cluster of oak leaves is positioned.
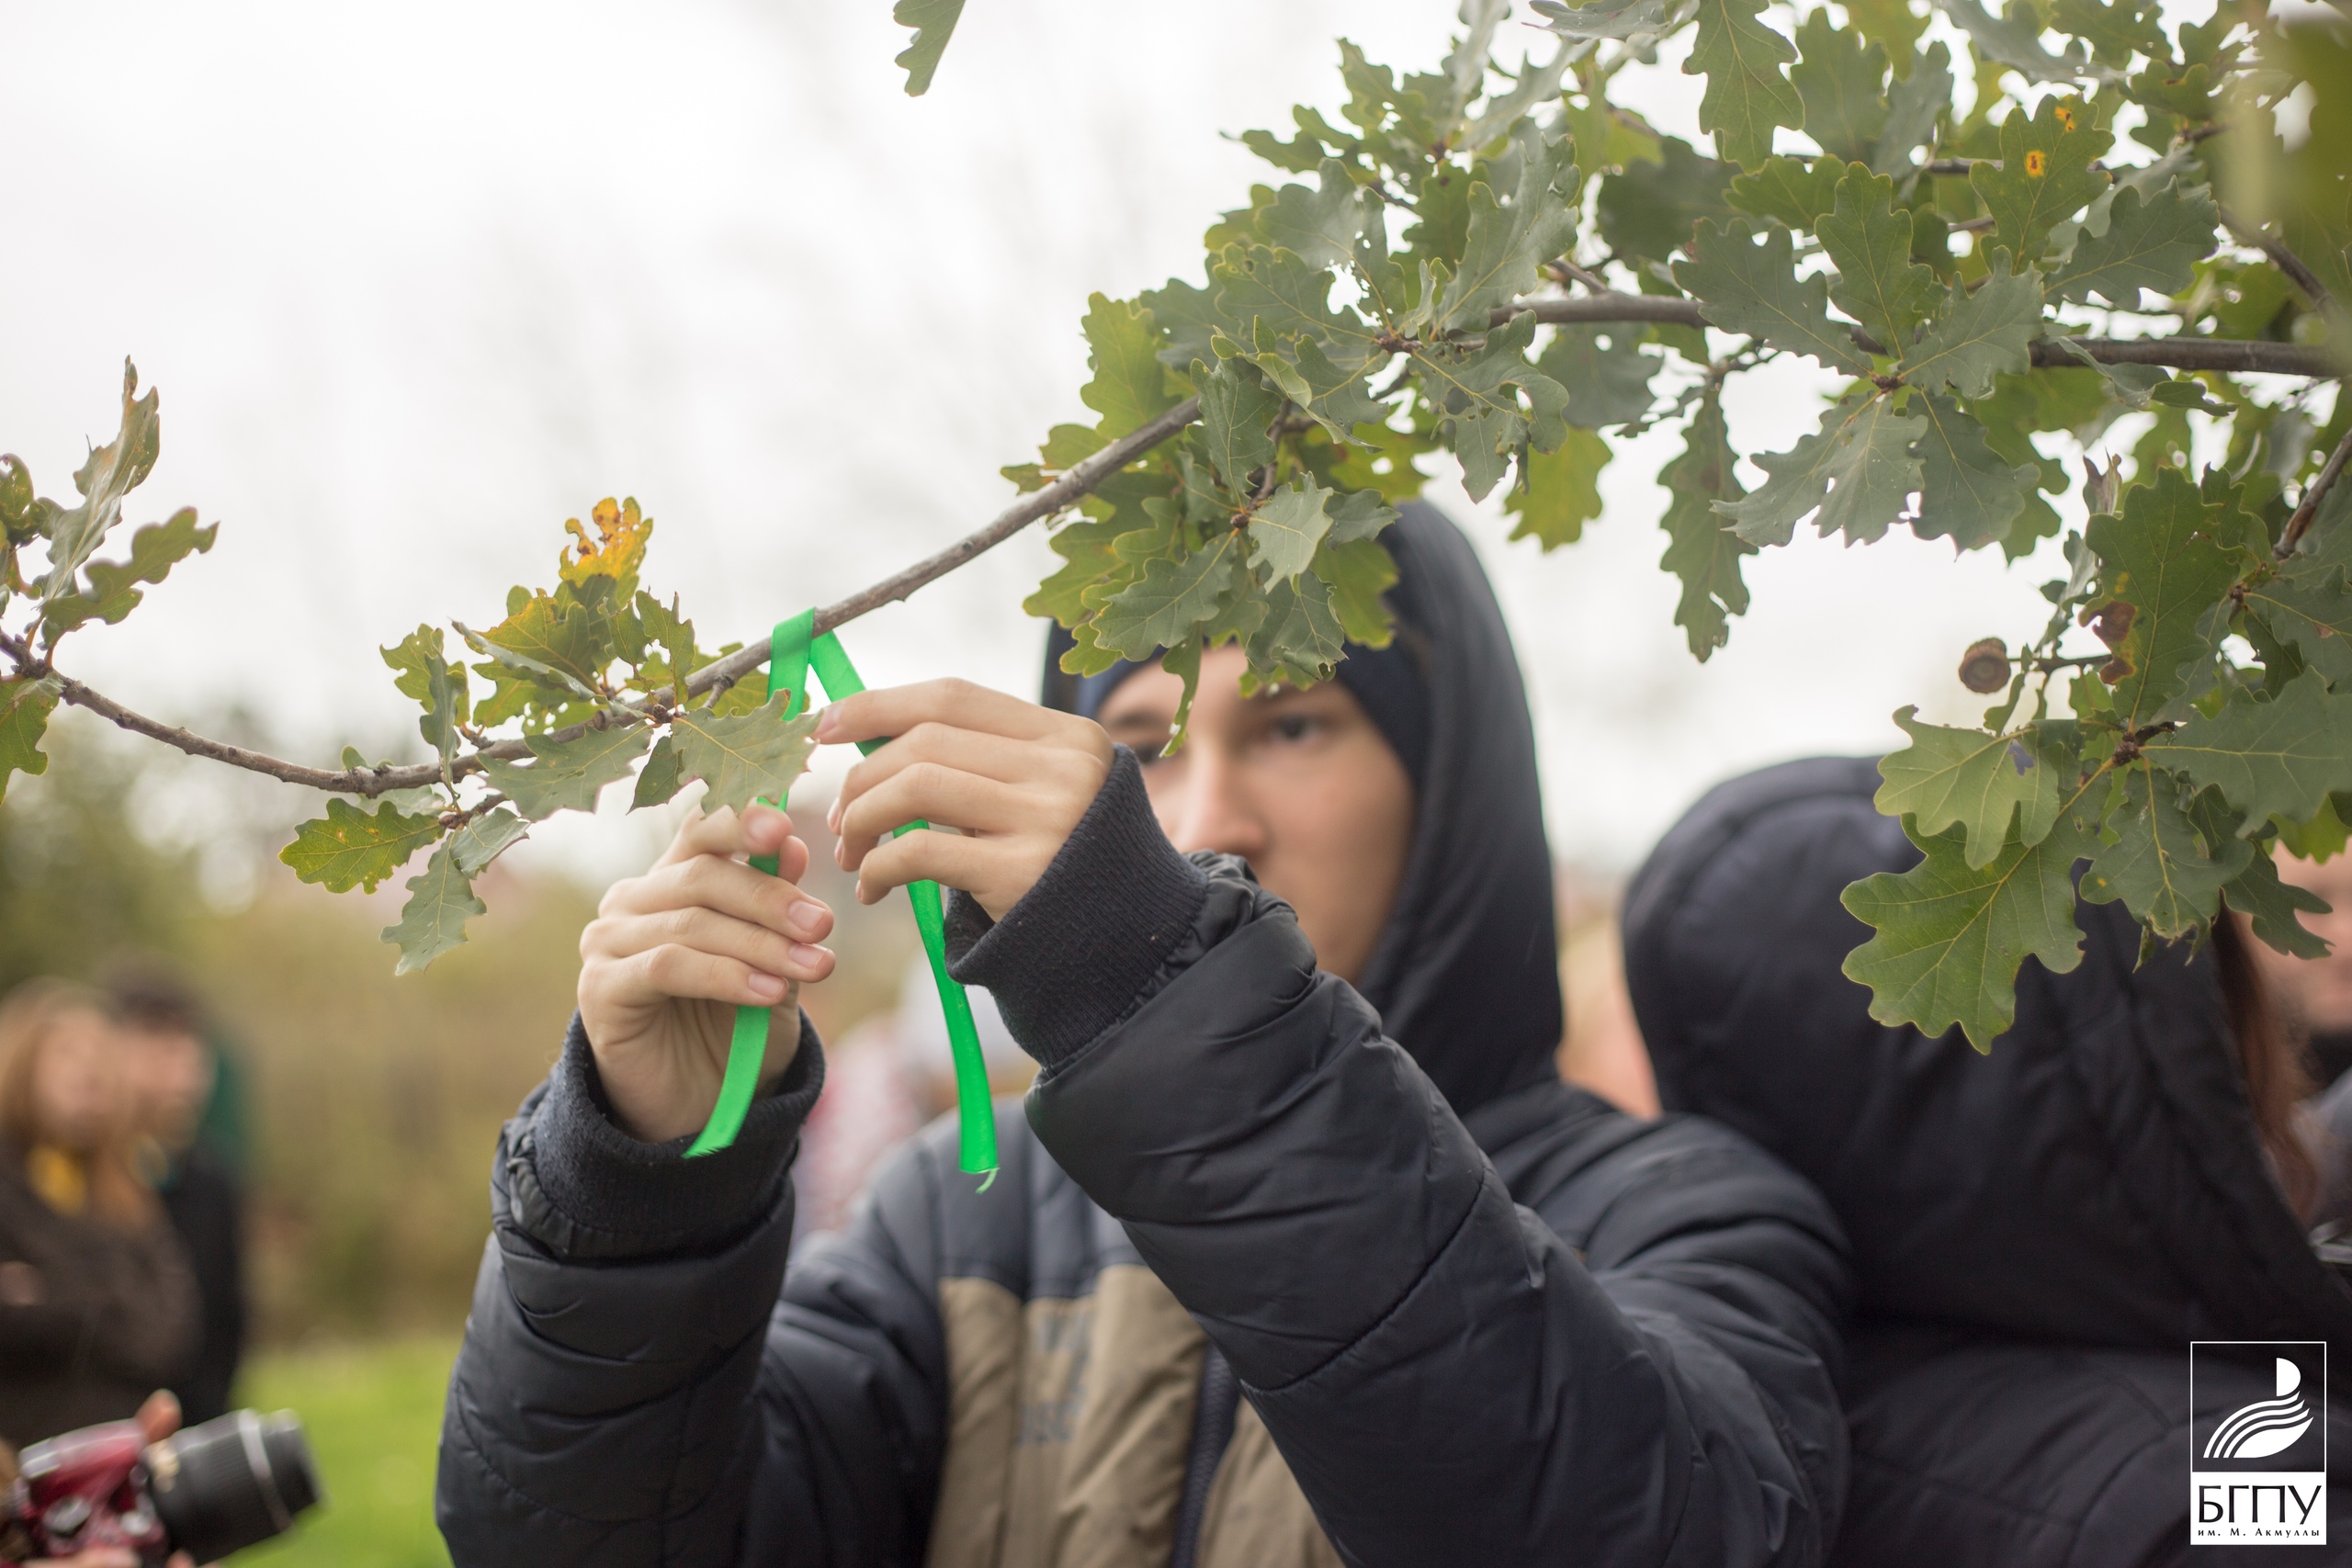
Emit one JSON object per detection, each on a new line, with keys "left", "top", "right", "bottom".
{"left": 2, "top": 0, "right": 2350, "bottom": 1052}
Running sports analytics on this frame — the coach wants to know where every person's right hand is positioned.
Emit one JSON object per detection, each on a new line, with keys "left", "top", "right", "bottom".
{"left": 578, "top": 803, "right": 836, "bottom": 1143}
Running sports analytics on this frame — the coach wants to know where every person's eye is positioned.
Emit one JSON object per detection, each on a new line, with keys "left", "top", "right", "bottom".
{"left": 1132, "top": 738, "right": 1168, "bottom": 764}
{"left": 1270, "top": 714, "right": 1324, "bottom": 743}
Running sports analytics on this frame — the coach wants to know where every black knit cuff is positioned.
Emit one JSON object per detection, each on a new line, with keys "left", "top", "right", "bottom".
{"left": 523, "top": 1012, "right": 825, "bottom": 1258}
{"left": 944, "top": 745, "right": 1209, "bottom": 1066}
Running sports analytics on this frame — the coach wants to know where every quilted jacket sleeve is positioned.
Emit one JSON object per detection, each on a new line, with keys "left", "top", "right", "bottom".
{"left": 951, "top": 759, "right": 1852, "bottom": 1568}
{"left": 434, "top": 1020, "right": 954, "bottom": 1568}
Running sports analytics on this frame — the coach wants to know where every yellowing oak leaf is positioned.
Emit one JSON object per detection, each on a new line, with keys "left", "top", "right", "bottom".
{"left": 280, "top": 798, "right": 444, "bottom": 893}
{"left": 559, "top": 497, "right": 652, "bottom": 592}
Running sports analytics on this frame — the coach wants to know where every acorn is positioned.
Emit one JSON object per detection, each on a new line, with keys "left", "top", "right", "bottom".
{"left": 1958, "top": 637, "right": 2012, "bottom": 694}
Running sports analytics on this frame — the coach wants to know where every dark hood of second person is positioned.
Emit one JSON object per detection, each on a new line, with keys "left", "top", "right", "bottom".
{"left": 1042, "top": 500, "right": 1562, "bottom": 1118}
{"left": 1622, "top": 757, "right": 2352, "bottom": 1378}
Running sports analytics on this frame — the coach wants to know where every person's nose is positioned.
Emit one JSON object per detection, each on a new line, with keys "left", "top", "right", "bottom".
{"left": 1167, "top": 741, "right": 1270, "bottom": 862}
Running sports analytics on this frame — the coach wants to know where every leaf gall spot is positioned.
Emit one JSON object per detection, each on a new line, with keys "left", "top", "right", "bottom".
{"left": 2083, "top": 599, "right": 2135, "bottom": 649}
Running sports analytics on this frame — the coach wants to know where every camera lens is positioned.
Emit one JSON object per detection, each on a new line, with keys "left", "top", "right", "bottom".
{"left": 147, "top": 1410, "right": 323, "bottom": 1563}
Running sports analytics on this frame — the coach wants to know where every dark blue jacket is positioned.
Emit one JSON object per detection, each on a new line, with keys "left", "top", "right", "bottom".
{"left": 1625, "top": 757, "right": 2352, "bottom": 1564}
{"left": 435, "top": 507, "right": 1855, "bottom": 1566}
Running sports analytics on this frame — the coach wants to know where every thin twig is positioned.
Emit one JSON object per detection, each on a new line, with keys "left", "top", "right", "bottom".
{"left": 2221, "top": 207, "right": 2335, "bottom": 313}
{"left": 22, "top": 396, "right": 1202, "bottom": 797}
{"left": 2033, "top": 337, "right": 2337, "bottom": 376}
{"left": 1497, "top": 295, "right": 1711, "bottom": 328}
{"left": 2278, "top": 423, "right": 2352, "bottom": 560}
{"left": 1546, "top": 258, "right": 1612, "bottom": 293}
{"left": 1497, "top": 293, "right": 2338, "bottom": 374}
{"left": 689, "top": 395, "right": 1203, "bottom": 699}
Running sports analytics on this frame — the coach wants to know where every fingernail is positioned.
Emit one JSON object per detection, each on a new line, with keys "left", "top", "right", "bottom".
{"left": 748, "top": 972, "right": 786, "bottom": 1000}
{"left": 790, "top": 942, "right": 831, "bottom": 967}
{"left": 786, "top": 899, "right": 828, "bottom": 938}
{"left": 826, "top": 795, "right": 843, "bottom": 833}
{"left": 815, "top": 705, "right": 840, "bottom": 740}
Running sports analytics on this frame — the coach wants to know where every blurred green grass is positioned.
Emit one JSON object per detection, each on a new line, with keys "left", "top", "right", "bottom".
{"left": 229, "top": 1338, "right": 457, "bottom": 1568}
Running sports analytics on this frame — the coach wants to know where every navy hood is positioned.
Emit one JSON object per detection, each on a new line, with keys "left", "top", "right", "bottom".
{"left": 1042, "top": 501, "right": 1562, "bottom": 1116}
{"left": 1622, "top": 756, "right": 2352, "bottom": 1377}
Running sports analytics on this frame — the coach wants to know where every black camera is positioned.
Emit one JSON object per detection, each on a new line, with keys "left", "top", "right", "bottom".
{"left": 0, "top": 1408, "right": 323, "bottom": 1563}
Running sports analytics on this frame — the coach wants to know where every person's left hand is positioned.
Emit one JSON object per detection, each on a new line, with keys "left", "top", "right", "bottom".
{"left": 28, "top": 1392, "right": 197, "bottom": 1568}
{"left": 822, "top": 680, "right": 1114, "bottom": 919}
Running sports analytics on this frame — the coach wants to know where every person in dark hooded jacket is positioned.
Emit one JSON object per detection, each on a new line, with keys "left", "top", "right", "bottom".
{"left": 1624, "top": 758, "right": 2352, "bottom": 1565}
{"left": 434, "top": 504, "right": 1854, "bottom": 1567}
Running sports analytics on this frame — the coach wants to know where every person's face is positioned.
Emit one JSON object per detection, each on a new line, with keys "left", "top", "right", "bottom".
{"left": 119, "top": 1024, "right": 215, "bottom": 1146}
{"left": 2258, "top": 852, "right": 2352, "bottom": 1032}
{"left": 1096, "top": 646, "right": 1415, "bottom": 984}
{"left": 31, "top": 1010, "right": 126, "bottom": 1154}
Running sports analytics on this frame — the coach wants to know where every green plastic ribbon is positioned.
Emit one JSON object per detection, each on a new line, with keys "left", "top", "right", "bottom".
{"left": 685, "top": 614, "right": 999, "bottom": 1184}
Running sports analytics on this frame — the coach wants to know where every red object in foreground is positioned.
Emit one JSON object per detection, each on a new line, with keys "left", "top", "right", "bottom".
{"left": 0, "top": 1410, "right": 321, "bottom": 1564}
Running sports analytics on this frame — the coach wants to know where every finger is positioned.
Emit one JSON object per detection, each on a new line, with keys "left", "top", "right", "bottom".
{"left": 835, "top": 767, "right": 1032, "bottom": 862}
{"left": 775, "top": 830, "right": 811, "bottom": 885}
{"left": 135, "top": 1388, "right": 181, "bottom": 1442}
{"left": 601, "top": 856, "right": 833, "bottom": 943}
{"left": 817, "top": 680, "right": 1086, "bottom": 750}
{"left": 830, "top": 726, "right": 1102, "bottom": 840}
{"left": 838, "top": 720, "right": 1069, "bottom": 801}
{"left": 651, "top": 801, "right": 795, "bottom": 871}
{"left": 851, "top": 828, "right": 1003, "bottom": 905}
{"left": 600, "top": 942, "right": 826, "bottom": 1015}
{"left": 593, "top": 908, "right": 834, "bottom": 987}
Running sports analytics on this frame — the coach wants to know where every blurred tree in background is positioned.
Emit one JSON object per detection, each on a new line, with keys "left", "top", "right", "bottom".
{"left": 0, "top": 716, "right": 201, "bottom": 998}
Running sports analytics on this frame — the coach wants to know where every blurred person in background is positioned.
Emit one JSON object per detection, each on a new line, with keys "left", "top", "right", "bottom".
{"left": 1626, "top": 760, "right": 2352, "bottom": 1563}
{"left": 1554, "top": 877, "right": 1657, "bottom": 1117}
{"left": 0, "top": 981, "right": 195, "bottom": 1447}
{"left": 103, "top": 966, "right": 246, "bottom": 1425}
{"left": 2249, "top": 848, "right": 2352, "bottom": 1089}
{"left": 438, "top": 504, "right": 1852, "bottom": 1568}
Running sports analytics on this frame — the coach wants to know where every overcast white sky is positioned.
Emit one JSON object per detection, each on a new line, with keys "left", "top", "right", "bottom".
{"left": 5, "top": 0, "right": 2110, "bottom": 885}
